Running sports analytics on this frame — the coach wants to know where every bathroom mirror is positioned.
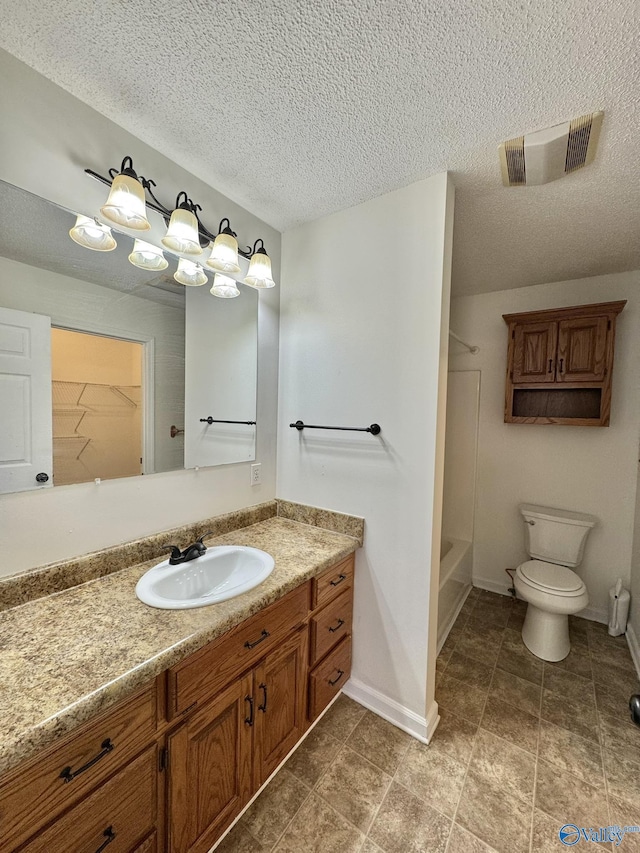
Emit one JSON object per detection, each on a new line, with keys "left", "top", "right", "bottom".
{"left": 0, "top": 180, "right": 258, "bottom": 495}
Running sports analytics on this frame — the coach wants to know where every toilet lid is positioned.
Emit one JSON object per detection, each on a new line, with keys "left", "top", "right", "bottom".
{"left": 519, "top": 560, "right": 583, "bottom": 593}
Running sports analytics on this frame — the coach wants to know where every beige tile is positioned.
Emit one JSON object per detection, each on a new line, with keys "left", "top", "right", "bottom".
{"left": 599, "top": 712, "right": 640, "bottom": 764}
{"left": 346, "top": 711, "right": 412, "bottom": 774}
{"left": 538, "top": 720, "right": 604, "bottom": 788}
{"left": 506, "top": 610, "right": 526, "bottom": 631}
{"left": 603, "top": 748, "right": 640, "bottom": 808}
{"left": 361, "top": 840, "right": 385, "bottom": 853}
{"left": 429, "top": 708, "right": 478, "bottom": 765}
{"left": 530, "top": 808, "right": 606, "bottom": 852}
{"left": 477, "top": 590, "right": 514, "bottom": 609}
{"left": 535, "top": 759, "right": 609, "bottom": 828}
{"left": 468, "top": 729, "right": 535, "bottom": 805}
{"left": 455, "top": 625, "right": 504, "bottom": 665}
{"left": 216, "top": 822, "right": 271, "bottom": 853}
{"left": 609, "top": 796, "right": 640, "bottom": 850}
{"left": 589, "top": 642, "right": 636, "bottom": 673}
{"left": 489, "top": 667, "right": 541, "bottom": 716}
{"left": 447, "top": 823, "right": 499, "bottom": 852}
{"left": 543, "top": 665, "right": 595, "bottom": 702}
{"left": 547, "top": 645, "right": 593, "bottom": 679}
{"left": 496, "top": 636, "right": 544, "bottom": 685}
{"left": 285, "top": 727, "right": 342, "bottom": 786}
{"left": 591, "top": 658, "right": 640, "bottom": 693}
{"left": 436, "top": 673, "right": 488, "bottom": 725}
{"left": 467, "top": 604, "right": 511, "bottom": 629}
{"left": 446, "top": 651, "right": 494, "bottom": 690}
{"left": 480, "top": 695, "right": 539, "bottom": 754}
{"left": 315, "top": 746, "right": 391, "bottom": 833}
{"left": 315, "top": 693, "right": 366, "bottom": 742}
{"left": 273, "top": 792, "right": 364, "bottom": 853}
{"left": 457, "top": 769, "right": 532, "bottom": 853}
{"left": 368, "top": 782, "right": 451, "bottom": 853}
{"left": 396, "top": 739, "right": 467, "bottom": 817}
{"left": 541, "top": 688, "right": 600, "bottom": 743}
{"left": 594, "top": 679, "right": 638, "bottom": 719}
{"left": 242, "top": 769, "right": 309, "bottom": 848}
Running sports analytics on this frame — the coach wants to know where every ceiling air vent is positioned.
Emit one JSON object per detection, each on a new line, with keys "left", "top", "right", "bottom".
{"left": 499, "top": 111, "right": 603, "bottom": 187}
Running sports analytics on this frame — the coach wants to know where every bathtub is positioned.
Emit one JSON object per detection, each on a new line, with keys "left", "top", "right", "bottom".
{"left": 437, "top": 536, "right": 473, "bottom": 652}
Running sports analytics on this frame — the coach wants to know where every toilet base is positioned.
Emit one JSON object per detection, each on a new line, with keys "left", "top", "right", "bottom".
{"left": 521, "top": 604, "right": 570, "bottom": 662}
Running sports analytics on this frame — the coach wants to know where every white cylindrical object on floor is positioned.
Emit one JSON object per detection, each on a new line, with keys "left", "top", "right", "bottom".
{"left": 608, "top": 578, "right": 630, "bottom": 637}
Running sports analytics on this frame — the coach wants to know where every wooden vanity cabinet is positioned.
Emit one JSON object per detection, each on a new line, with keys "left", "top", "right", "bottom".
{"left": 503, "top": 300, "right": 626, "bottom": 426}
{"left": 0, "top": 555, "right": 355, "bottom": 853}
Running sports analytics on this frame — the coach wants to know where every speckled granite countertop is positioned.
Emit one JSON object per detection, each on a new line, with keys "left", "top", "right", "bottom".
{"left": 0, "top": 517, "right": 359, "bottom": 776}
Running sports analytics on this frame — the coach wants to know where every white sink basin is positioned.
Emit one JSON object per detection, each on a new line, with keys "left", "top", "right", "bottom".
{"left": 135, "top": 546, "right": 275, "bottom": 609}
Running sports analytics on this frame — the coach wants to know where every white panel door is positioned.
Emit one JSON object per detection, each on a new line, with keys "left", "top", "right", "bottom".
{"left": 0, "top": 307, "right": 52, "bottom": 493}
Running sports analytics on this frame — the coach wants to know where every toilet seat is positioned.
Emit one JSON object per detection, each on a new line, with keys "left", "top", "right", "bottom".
{"left": 517, "top": 560, "right": 585, "bottom": 596}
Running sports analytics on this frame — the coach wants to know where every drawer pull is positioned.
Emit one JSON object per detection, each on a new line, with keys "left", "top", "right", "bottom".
{"left": 94, "top": 826, "right": 116, "bottom": 853}
{"left": 328, "top": 618, "right": 345, "bottom": 633}
{"left": 244, "top": 629, "right": 270, "bottom": 649}
{"left": 328, "top": 669, "right": 345, "bottom": 686}
{"left": 258, "top": 683, "right": 268, "bottom": 713}
{"left": 245, "top": 695, "right": 255, "bottom": 726}
{"left": 59, "top": 738, "right": 114, "bottom": 783}
{"left": 330, "top": 574, "right": 347, "bottom": 587}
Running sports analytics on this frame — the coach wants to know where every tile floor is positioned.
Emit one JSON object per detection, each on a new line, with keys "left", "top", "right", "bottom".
{"left": 217, "top": 588, "right": 640, "bottom": 853}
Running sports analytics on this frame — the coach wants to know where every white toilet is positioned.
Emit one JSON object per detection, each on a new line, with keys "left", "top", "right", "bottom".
{"left": 514, "top": 504, "right": 597, "bottom": 662}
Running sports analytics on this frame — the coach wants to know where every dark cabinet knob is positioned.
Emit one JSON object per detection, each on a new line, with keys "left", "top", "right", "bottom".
{"left": 35, "top": 472, "right": 49, "bottom": 483}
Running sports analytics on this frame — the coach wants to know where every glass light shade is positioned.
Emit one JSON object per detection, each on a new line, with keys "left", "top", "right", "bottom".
{"left": 174, "top": 258, "right": 207, "bottom": 286}
{"left": 244, "top": 249, "right": 275, "bottom": 288}
{"left": 100, "top": 174, "right": 150, "bottom": 231}
{"left": 210, "top": 273, "right": 240, "bottom": 298}
{"left": 206, "top": 231, "right": 241, "bottom": 273}
{"left": 128, "top": 239, "right": 168, "bottom": 271}
{"left": 162, "top": 208, "right": 203, "bottom": 255}
{"left": 69, "top": 215, "right": 117, "bottom": 251}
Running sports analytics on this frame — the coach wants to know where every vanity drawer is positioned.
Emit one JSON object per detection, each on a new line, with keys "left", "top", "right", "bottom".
{"left": 168, "top": 582, "right": 310, "bottom": 718}
{"left": 309, "top": 588, "right": 353, "bottom": 667}
{"left": 308, "top": 636, "right": 352, "bottom": 721}
{"left": 19, "top": 746, "right": 157, "bottom": 853}
{"left": 0, "top": 683, "right": 157, "bottom": 852}
{"left": 312, "top": 555, "right": 354, "bottom": 611}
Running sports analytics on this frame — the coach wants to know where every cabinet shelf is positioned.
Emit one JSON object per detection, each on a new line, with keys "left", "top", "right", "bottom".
{"left": 503, "top": 300, "right": 625, "bottom": 427}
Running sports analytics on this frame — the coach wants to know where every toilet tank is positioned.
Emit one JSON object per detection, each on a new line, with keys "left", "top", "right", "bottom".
{"left": 519, "top": 504, "right": 597, "bottom": 567}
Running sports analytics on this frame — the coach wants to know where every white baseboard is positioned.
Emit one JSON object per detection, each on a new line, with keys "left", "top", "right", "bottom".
{"left": 577, "top": 605, "right": 608, "bottom": 625}
{"left": 342, "top": 677, "right": 439, "bottom": 744}
{"left": 472, "top": 576, "right": 512, "bottom": 596}
{"left": 626, "top": 623, "right": 640, "bottom": 680}
{"left": 473, "top": 577, "right": 608, "bottom": 625}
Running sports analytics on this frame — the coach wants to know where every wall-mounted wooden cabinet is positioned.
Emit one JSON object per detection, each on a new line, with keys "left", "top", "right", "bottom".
{"left": 503, "top": 301, "right": 626, "bottom": 426}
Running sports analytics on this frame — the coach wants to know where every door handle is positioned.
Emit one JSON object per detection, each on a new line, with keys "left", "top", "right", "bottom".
{"left": 328, "top": 618, "right": 345, "bottom": 633}
{"left": 59, "top": 738, "right": 114, "bottom": 783}
{"left": 559, "top": 358, "right": 564, "bottom": 373}
{"left": 328, "top": 669, "right": 344, "bottom": 686}
{"left": 244, "top": 629, "right": 270, "bottom": 650}
{"left": 548, "top": 359, "right": 553, "bottom": 373}
{"left": 258, "top": 683, "right": 268, "bottom": 713}
{"left": 245, "top": 695, "right": 254, "bottom": 726}
{"left": 93, "top": 827, "right": 116, "bottom": 853}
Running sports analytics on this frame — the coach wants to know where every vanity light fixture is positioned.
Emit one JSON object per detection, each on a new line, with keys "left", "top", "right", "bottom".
{"left": 244, "top": 240, "right": 275, "bottom": 288}
{"left": 69, "top": 214, "right": 117, "bottom": 252}
{"left": 128, "top": 239, "right": 168, "bottom": 271}
{"left": 161, "top": 192, "right": 203, "bottom": 256}
{"left": 210, "top": 272, "right": 240, "bottom": 298}
{"left": 206, "top": 219, "right": 241, "bottom": 273}
{"left": 81, "top": 155, "right": 278, "bottom": 295}
{"left": 100, "top": 157, "right": 151, "bottom": 231}
{"left": 174, "top": 258, "right": 208, "bottom": 287}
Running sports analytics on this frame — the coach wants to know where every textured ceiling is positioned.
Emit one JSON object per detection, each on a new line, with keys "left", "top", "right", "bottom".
{"left": 0, "top": 0, "right": 639, "bottom": 295}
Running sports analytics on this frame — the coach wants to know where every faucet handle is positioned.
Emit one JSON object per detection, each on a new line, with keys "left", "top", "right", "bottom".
{"left": 195, "top": 531, "right": 213, "bottom": 550}
{"left": 163, "top": 544, "right": 183, "bottom": 560}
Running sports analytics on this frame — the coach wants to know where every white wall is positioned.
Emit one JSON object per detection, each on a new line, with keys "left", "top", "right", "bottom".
{"left": 277, "top": 174, "right": 455, "bottom": 738}
{"left": 629, "top": 468, "right": 640, "bottom": 643}
{"left": 449, "top": 271, "right": 640, "bottom": 620}
{"left": 0, "top": 49, "right": 280, "bottom": 573}
{"left": 442, "top": 370, "right": 481, "bottom": 541}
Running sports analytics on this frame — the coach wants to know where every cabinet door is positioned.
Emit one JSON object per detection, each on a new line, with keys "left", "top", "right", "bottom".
{"left": 556, "top": 316, "right": 608, "bottom": 382}
{"left": 253, "top": 627, "right": 308, "bottom": 788}
{"left": 167, "top": 674, "right": 253, "bottom": 853}
{"left": 512, "top": 321, "right": 558, "bottom": 383}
